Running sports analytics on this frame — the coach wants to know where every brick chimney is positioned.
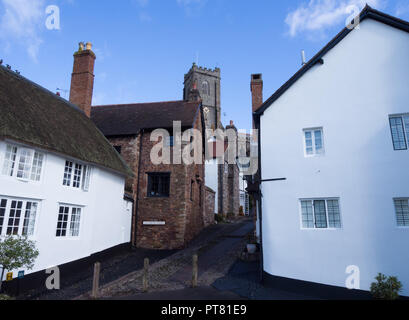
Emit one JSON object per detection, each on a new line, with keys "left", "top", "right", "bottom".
{"left": 69, "top": 42, "right": 96, "bottom": 117}
{"left": 251, "top": 74, "right": 263, "bottom": 113}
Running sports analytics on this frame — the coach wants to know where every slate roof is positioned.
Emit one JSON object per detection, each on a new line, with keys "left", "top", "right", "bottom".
{"left": 91, "top": 101, "right": 201, "bottom": 137}
{"left": 0, "top": 65, "right": 132, "bottom": 177}
{"left": 255, "top": 5, "right": 409, "bottom": 116}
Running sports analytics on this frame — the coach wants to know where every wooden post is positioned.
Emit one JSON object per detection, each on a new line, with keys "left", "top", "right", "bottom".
{"left": 91, "top": 262, "right": 101, "bottom": 299}
{"left": 143, "top": 258, "right": 149, "bottom": 292}
{"left": 192, "top": 254, "right": 198, "bottom": 288}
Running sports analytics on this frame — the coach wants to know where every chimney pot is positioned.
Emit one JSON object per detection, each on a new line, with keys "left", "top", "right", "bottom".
{"left": 86, "top": 42, "right": 92, "bottom": 51}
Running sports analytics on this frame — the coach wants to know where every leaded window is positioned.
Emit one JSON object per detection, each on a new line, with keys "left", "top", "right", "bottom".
{"left": 147, "top": 173, "right": 170, "bottom": 198}
{"left": 390, "top": 115, "right": 409, "bottom": 150}
{"left": 394, "top": 199, "right": 409, "bottom": 227}
{"left": 300, "top": 199, "right": 341, "bottom": 229}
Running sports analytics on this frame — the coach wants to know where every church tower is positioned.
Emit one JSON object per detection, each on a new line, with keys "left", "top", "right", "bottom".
{"left": 184, "top": 63, "right": 221, "bottom": 130}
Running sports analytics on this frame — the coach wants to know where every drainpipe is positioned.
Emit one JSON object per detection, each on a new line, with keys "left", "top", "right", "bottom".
{"left": 133, "top": 129, "right": 144, "bottom": 247}
{"left": 255, "top": 114, "right": 264, "bottom": 283}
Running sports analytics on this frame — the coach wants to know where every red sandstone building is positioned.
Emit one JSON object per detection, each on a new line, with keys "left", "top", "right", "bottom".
{"left": 69, "top": 42, "right": 212, "bottom": 249}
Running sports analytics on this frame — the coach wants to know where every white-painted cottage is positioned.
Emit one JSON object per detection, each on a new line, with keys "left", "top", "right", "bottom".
{"left": 252, "top": 6, "right": 409, "bottom": 297}
{"left": 0, "top": 63, "right": 133, "bottom": 288}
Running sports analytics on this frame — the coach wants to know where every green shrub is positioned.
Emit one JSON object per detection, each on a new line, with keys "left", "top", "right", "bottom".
{"left": 0, "top": 236, "right": 39, "bottom": 292}
{"left": 0, "top": 294, "right": 14, "bottom": 300}
{"left": 370, "top": 273, "right": 402, "bottom": 300}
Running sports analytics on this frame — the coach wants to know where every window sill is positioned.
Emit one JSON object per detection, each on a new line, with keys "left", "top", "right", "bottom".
{"left": 304, "top": 154, "right": 325, "bottom": 158}
{"left": 146, "top": 196, "right": 170, "bottom": 199}
{"left": 300, "top": 228, "right": 342, "bottom": 231}
{"left": 55, "top": 237, "right": 81, "bottom": 241}
{"left": 1, "top": 175, "right": 42, "bottom": 184}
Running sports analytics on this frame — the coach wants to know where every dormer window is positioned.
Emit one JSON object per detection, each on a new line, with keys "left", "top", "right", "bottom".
{"left": 63, "top": 160, "right": 92, "bottom": 191}
{"left": 1, "top": 144, "right": 44, "bottom": 182}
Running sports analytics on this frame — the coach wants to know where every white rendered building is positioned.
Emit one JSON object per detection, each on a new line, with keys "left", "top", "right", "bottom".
{"left": 0, "top": 64, "right": 133, "bottom": 286}
{"left": 252, "top": 6, "right": 409, "bottom": 297}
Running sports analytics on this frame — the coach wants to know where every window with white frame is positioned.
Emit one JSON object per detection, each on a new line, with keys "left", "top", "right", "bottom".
{"left": 62, "top": 161, "right": 92, "bottom": 191}
{"left": 300, "top": 199, "right": 341, "bottom": 229}
{"left": 56, "top": 205, "right": 82, "bottom": 237}
{"left": 303, "top": 128, "right": 324, "bottom": 156}
{"left": 394, "top": 199, "right": 409, "bottom": 227}
{"left": 0, "top": 197, "right": 39, "bottom": 236}
{"left": 389, "top": 115, "right": 409, "bottom": 150}
{"left": 1, "top": 144, "right": 44, "bottom": 181}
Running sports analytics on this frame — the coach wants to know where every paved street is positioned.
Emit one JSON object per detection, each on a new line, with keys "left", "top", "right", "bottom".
{"left": 90, "top": 218, "right": 254, "bottom": 299}
{"left": 22, "top": 217, "right": 253, "bottom": 300}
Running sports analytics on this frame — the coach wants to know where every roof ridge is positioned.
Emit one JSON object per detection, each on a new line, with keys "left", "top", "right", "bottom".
{"left": 255, "top": 6, "right": 409, "bottom": 116}
{"left": 0, "top": 65, "right": 85, "bottom": 115}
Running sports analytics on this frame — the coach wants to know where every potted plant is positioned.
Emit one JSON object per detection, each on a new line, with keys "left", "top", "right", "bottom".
{"left": 246, "top": 234, "right": 257, "bottom": 254}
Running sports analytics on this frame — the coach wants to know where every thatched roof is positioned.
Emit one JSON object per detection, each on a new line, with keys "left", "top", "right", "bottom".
{"left": 0, "top": 65, "right": 132, "bottom": 177}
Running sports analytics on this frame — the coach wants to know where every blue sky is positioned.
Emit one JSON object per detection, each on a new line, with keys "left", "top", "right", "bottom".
{"left": 1, "top": 0, "right": 409, "bottom": 131}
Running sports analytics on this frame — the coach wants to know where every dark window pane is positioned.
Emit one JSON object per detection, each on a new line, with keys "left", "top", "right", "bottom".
{"left": 390, "top": 117, "right": 407, "bottom": 150}
{"left": 147, "top": 173, "right": 170, "bottom": 197}
{"left": 314, "top": 200, "right": 327, "bottom": 228}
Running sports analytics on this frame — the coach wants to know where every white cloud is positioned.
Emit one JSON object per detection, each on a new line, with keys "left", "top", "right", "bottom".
{"left": 176, "top": 0, "right": 207, "bottom": 16}
{"left": 134, "top": 0, "right": 149, "bottom": 7}
{"left": 0, "top": 0, "right": 45, "bottom": 61}
{"left": 285, "top": 0, "right": 383, "bottom": 38}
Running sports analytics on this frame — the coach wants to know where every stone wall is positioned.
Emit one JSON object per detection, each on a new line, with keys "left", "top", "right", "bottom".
{"left": 204, "top": 187, "right": 215, "bottom": 227}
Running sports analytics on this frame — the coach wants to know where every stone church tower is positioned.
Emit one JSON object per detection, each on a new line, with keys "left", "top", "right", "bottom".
{"left": 184, "top": 63, "right": 221, "bottom": 130}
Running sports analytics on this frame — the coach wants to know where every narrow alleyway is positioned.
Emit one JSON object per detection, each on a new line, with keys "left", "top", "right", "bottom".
{"left": 23, "top": 217, "right": 253, "bottom": 300}
{"left": 80, "top": 218, "right": 254, "bottom": 299}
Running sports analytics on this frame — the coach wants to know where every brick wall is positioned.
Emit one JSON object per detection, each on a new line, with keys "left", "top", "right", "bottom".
{"left": 107, "top": 135, "right": 140, "bottom": 245}
{"left": 136, "top": 110, "right": 205, "bottom": 250}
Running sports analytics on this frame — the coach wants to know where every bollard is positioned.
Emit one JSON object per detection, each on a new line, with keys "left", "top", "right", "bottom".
{"left": 143, "top": 258, "right": 149, "bottom": 292}
{"left": 192, "top": 254, "right": 198, "bottom": 288}
{"left": 91, "top": 262, "right": 101, "bottom": 299}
